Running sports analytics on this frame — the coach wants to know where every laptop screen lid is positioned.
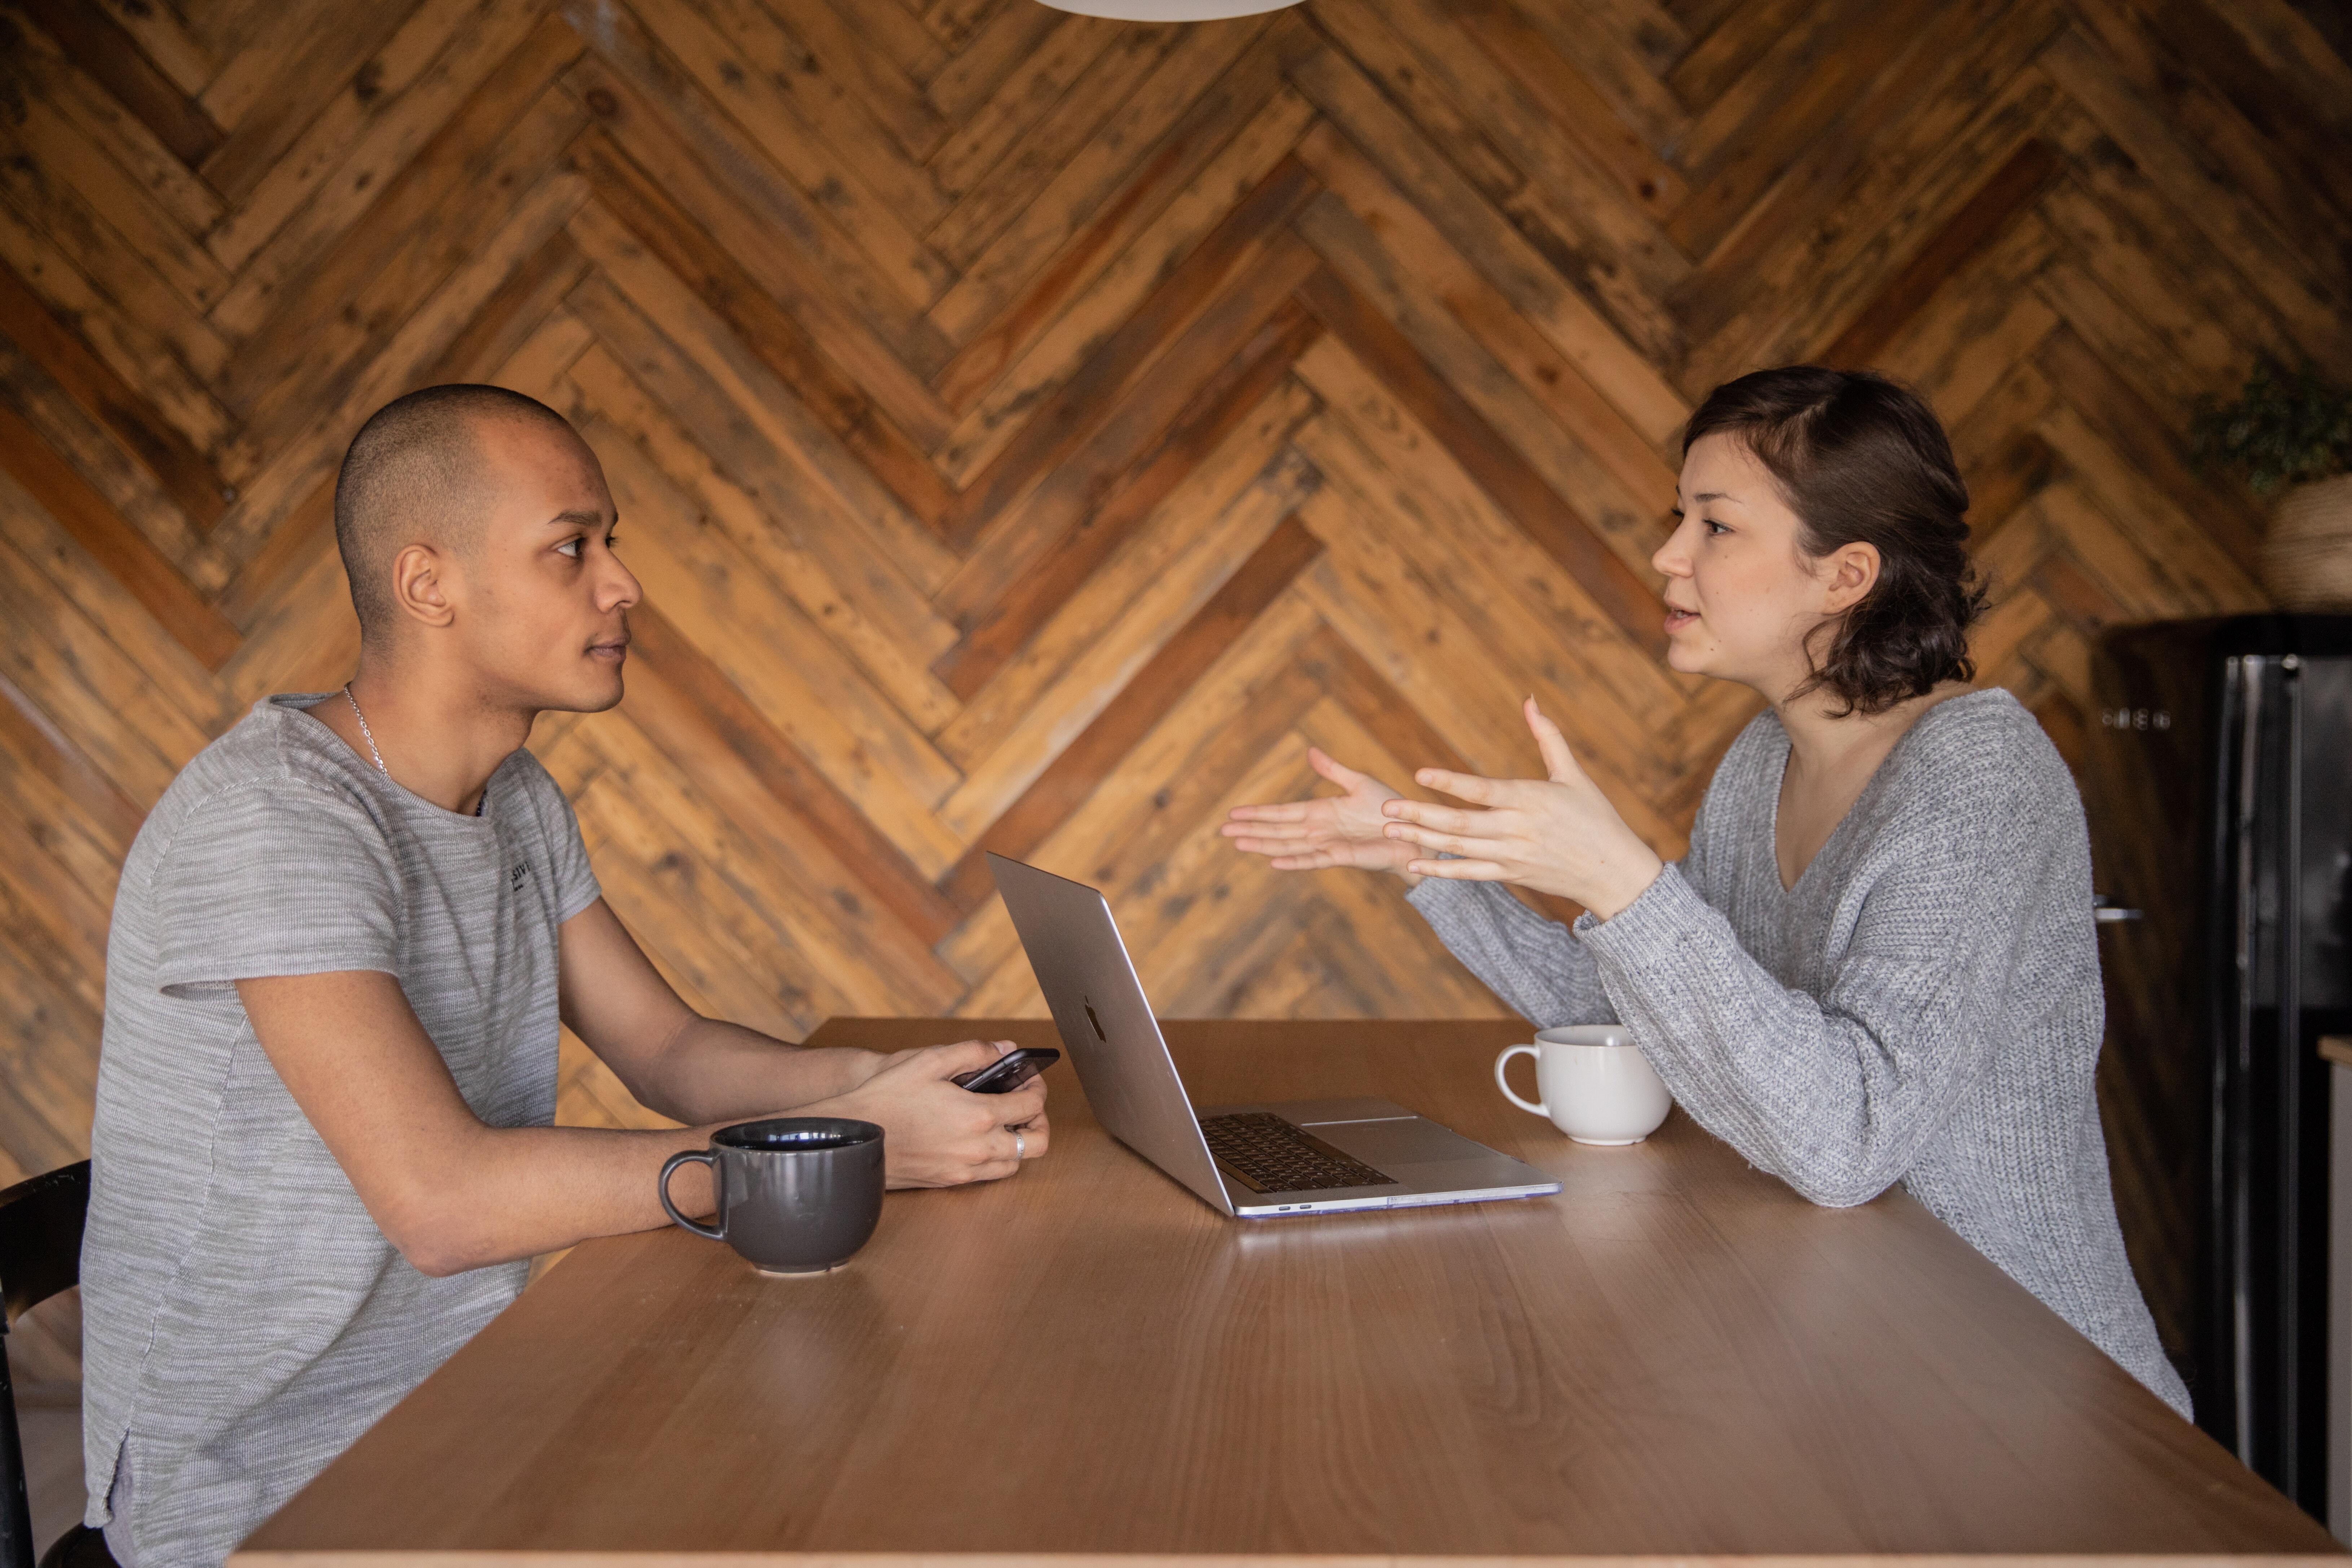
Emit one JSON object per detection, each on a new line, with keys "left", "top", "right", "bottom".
{"left": 987, "top": 853, "right": 1234, "bottom": 1215}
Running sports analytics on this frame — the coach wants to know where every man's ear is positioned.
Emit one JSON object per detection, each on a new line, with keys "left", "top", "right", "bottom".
{"left": 390, "top": 543, "right": 456, "bottom": 630}
{"left": 1818, "top": 540, "right": 1881, "bottom": 614}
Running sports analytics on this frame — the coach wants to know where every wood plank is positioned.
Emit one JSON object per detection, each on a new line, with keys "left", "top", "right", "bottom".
{"left": 938, "top": 441, "right": 1317, "bottom": 845}
{"left": 2, "top": 16, "right": 223, "bottom": 236}
{"left": 938, "top": 514, "right": 1326, "bottom": 912}
{"left": 0, "top": 259, "right": 231, "bottom": 530}
{"left": 203, "top": 0, "right": 557, "bottom": 285}
{"left": 1294, "top": 189, "right": 1670, "bottom": 584}
{"left": 1346, "top": 0, "right": 1689, "bottom": 360}
{"left": 935, "top": 229, "right": 1319, "bottom": 637}
{"left": 1294, "top": 122, "right": 1680, "bottom": 493}
{"left": 760, "top": 0, "right": 949, "bottom": 161}
{"left": 923, "top": 21, "right": 1182, "bottom": 271}
{"left": 560, "top": 50, "right": 953, "bottom": 444}
{"left": 929, "top": 80, "right": 1315, "bottom": 473}
{"left": 216, "top": 25, "right": 589, "bottom": 400}
{"left": 559, "top": 280, "right": 956, "bottom": 663}
{"left": 1456, "top": 0, "right": 1687, "bottom": 221}
{"left": 1816, "top": 142, "right": 2060, "bottom": 369}
{"left": 2084, "top": 0, "right": 2352, "bottom": 256}
{"left": 685, "top": 0, "right": 949, "bottom": 231}
{"left": 937, "top": 301, "right": 1322, "bottom": 701}
{"left": 6, "top": 0, "right": 223, "bottom": 164}
{"left": 567, "top": 129, "right": 953, "bottom": 527}
{"left": 936, "top": 154, "right": 1320, "bottom": 547}
{"left": 0, "top": 399, "right": 237, "bottom": 669}
{"left": 1667, "top": 0, "right": 1936, "bottom": 259}
{"left": 935, "top": 377, "right": 1318, "bottom": 773}
{"left": 2032, "top": 323, "right": 2263, "bottom": 570}
{"left": 2035, "top": 25, "right": 2351, "bottom": 361}
{"left": 925, "top": 14, "right": 1116, "bottom": 205}
{"left": 612, "top": 613, "right": 964, "bottom": 953}
{"left": 205, "top": 166, "right": 592, "bottom": 566}
{"left": 0, "top": 96, "right": 228, "bottom": 319}
{"left": 1295, "top": 266, "right": 1666, "bottom": 660}
{"left": 557, "top": 0, "right": 956, "bottom": 375}
{"left": 926, "top": 19, "right": 1297, "bottom": 360}
{"left": 1287, "top": 43, "right": 1688, "bottom": 439}
{"left": 1671, "top": 0, "right": 2053, "bottom": 335}
{"left": 1680, "top": 60, "right": 2059, "bottom": 395}
{"left": 570, "top": 401, "right": 965, "bottom": 872}
{"left": 640, "top": 0, "right": 951, "bottom": 310}
{"left": 197, "top": 0, "right": 416, "bottom": 199}
{"left": 565, "top": 344, "right": 959, "bottom": 733}
{"left": 563, "top": 206, "right": 960, "bottom": 595}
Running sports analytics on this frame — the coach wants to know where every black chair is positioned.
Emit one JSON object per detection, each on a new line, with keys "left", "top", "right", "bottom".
{"left": 0, "top": 1162, "right": 113, "bottom": 1568}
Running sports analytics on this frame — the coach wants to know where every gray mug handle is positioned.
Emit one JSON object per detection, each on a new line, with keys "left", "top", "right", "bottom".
{"left": 659, "top": 1149, "right": 724, "bottom": 1240}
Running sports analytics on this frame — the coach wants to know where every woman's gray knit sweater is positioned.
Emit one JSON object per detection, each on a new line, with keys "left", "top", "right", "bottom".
{"left": 1407, "top": 688, "right": 2191, "bottom": 1417}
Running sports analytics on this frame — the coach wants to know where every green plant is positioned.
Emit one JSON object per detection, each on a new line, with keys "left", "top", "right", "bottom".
{"left": 2191, "top": 358, "right": 2352, "bottom": 494}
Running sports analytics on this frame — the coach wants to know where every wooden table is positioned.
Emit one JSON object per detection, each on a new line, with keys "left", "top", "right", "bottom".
{"left": 236, "top": 1019, "right": 2340, "bottom": 1563}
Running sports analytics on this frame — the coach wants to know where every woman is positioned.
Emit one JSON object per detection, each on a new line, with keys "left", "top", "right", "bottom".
{"left": 1224, "top": 366, "right": 2190, "bottom": 1417}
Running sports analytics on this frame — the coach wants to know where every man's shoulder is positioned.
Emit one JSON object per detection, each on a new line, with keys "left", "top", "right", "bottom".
{"left": 136, "top": 698, "right": 383, "bottom": 860}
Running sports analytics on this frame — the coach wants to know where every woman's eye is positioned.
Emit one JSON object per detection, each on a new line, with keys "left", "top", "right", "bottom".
{"left": 1705, "top": 519, "right": 1729, "bottom": 536}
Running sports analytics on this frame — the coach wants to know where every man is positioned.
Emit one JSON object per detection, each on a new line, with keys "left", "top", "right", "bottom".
{"left": 78, "top": 385, "right": 1047, "bottom": 1568}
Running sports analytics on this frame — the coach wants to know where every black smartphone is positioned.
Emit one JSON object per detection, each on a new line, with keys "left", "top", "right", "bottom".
{"left": 951, "top": 1047, "right": 1059, "bottom": 1094}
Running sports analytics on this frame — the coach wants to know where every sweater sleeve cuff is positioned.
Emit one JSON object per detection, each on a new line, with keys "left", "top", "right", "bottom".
{"left": 1404, "top": 873, "right": 1476, "bottom": 918}
{"left": 1572, "top": 861, "right": 1707, "bottom": 962}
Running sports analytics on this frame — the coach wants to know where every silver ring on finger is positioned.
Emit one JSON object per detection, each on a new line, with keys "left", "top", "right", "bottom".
{"left": 1014, "top": 1128, "right": 1027, "bottom": 1161}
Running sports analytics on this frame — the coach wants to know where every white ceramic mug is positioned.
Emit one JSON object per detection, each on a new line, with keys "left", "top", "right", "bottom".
{"left": 1494, "top": 1025, "right": 1673, "bottom": 1145}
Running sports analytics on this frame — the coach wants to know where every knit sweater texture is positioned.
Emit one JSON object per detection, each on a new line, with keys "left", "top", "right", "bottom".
{"left": 1407, "top": 688, "right": 2191, "bottom": 1416}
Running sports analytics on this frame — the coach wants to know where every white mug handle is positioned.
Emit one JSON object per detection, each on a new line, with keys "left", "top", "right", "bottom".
{"left": 1495, "top": 1044, "right": 1546, "bottom": 1117}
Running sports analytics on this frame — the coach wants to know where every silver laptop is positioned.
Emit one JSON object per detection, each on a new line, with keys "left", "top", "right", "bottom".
{"left": 989, "top": 853, "right": 1560, "bottom": 1217}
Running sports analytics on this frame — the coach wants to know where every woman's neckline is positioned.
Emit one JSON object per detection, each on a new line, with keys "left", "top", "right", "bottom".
{"left": 1764, "top": 687, "right": 2006, "bottom": 896}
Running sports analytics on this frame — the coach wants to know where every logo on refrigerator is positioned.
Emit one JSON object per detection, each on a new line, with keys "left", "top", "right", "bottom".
{"left": 2099, "top": 707, "right": 2171, "bottom": 731}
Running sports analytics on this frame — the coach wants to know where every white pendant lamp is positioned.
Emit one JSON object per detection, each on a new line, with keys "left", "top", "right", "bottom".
{"left": 1034, "top": 0, "right": 1304, "bottom": 19}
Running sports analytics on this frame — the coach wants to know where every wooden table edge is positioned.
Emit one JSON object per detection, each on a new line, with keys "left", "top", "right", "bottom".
{"left": 229, "top": 1555, "right": 2352, "bottom": 1566}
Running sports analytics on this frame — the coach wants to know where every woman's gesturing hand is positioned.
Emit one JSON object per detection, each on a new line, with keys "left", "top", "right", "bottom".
{"left": 1223, "top": 747, "right": 1422, "bottom": 881}
{"left": 1381, "top": 699, "right": 1665, "bottom": 920}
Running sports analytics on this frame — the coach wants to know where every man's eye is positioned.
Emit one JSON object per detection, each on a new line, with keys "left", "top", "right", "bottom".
{"left": 557, "top": 537, "right": 583, "bottom": 559}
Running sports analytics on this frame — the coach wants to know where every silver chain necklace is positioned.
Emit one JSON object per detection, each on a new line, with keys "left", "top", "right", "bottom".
{"left": 342, "top": 683, "right": 386, "bottom": 774}
{"left": 341, "top": 684, "right": 485, "bottom": 816}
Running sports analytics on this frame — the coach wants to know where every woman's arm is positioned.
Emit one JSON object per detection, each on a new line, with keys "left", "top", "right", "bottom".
{"left": 1575, "top": 809, "right": 2035, "bottom": 1207}
{"left": 1407, "top": 879, "right": 1615, "bottom": 1027}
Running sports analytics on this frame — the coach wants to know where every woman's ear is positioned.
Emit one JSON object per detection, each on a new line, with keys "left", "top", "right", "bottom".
{"left": 1818, "top": 540, "right": 1881, "bottom": 614}
{"left": 390, "top": 543, "right": 456, "bottom": 630}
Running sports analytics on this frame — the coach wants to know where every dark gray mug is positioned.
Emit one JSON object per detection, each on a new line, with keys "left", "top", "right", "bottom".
{"left": 659, "top": 1117, "right": 885, "bottom": 1275}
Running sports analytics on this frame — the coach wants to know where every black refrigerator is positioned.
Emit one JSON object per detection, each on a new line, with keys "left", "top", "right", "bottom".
{"left": 2084, "top": 615, "right": 2352, "bottom": 1523}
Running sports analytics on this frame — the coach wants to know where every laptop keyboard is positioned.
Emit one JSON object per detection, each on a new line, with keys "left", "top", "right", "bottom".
{"left": 1198, "top": 1111, "right": 1399, "bottom": 1194}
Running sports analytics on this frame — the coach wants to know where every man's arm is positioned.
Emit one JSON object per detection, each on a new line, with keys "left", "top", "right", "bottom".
{"left": 553, "top": 900, "right": 1049, "bottom": 1178}
{"left": 553, "top": 898, "right": 878, "bottom": 1124}
{"left": 237, "top": 903, "right": 1047, "bottom": 1277}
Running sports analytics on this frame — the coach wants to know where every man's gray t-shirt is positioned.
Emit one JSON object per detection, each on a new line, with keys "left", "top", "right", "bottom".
{"left": 80, "top": 693, "right": 601, "bottom": 1568}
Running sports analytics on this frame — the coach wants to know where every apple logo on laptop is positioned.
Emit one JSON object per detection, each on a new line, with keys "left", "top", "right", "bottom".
{"left": 1083, "top": 1000, "right": 1107, "bottom": 1042}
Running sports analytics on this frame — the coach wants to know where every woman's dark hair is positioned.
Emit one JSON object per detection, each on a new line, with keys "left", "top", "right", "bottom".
{"left": 1682, "top": 365, "right": 1988, "bottom": 715}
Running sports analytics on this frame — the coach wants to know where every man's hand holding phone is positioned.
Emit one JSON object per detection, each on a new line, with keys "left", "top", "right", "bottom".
{"left": 812, "top": 1039, "right": 1049, "bottom": 1188}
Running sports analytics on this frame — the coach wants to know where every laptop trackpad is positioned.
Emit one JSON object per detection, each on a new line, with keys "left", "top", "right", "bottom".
{"left": 1313, "top": 1115, "right": 1495, "bottom": 1169}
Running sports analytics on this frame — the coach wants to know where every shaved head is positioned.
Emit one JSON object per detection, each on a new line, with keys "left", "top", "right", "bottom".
{"left": 333, "top": 385, "right": 582, "bottom": 639}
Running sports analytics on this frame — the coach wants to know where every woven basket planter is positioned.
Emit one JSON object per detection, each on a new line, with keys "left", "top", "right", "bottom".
{"left": 2261, "top": 473, "right": 2352, "bottom": 611}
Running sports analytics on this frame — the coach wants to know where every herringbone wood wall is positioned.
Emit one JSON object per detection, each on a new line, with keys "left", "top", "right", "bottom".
{"left": 1, "top": 0, "right": 2346, "bottom": 1353}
